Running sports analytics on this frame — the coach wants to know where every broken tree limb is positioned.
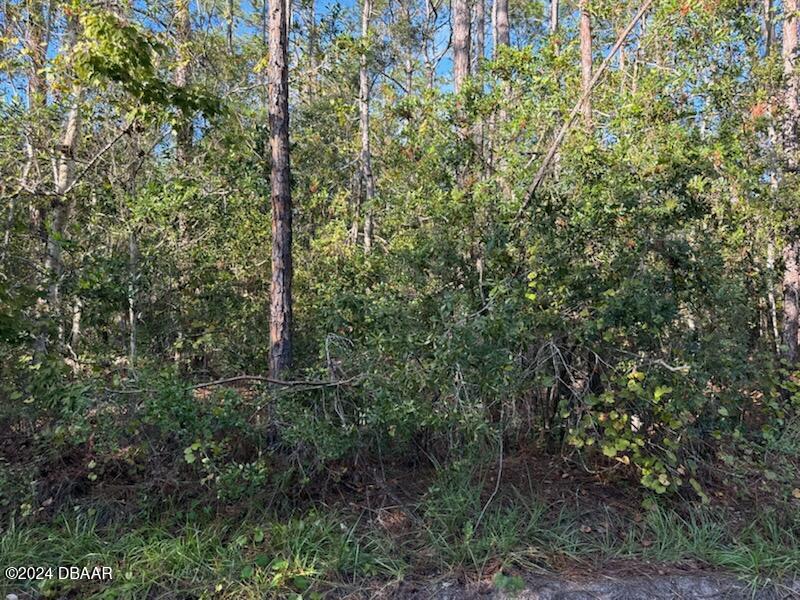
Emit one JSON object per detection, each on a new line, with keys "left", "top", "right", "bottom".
{"left": 516, "top": 0, "right": 656, "bottom": 220}
{"left": 187, "top": 374, "right": 359, "bottom": 390}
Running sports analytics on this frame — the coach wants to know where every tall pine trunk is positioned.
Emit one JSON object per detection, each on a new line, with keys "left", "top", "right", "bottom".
{"left": 453, "top": 0, "right": 471, "bottom": 93}
{"left": 493, "top": 0, "right": 508, "bottom": 49}
{"left": 549, "top": 0, "right": 558, "bottom": 35}
{"left": 359, "top": 0, "right": 375, "bottom": 253}
{"left": 268, "top": 0, "right": 293, "bottom": 376}
{"left": 173, "top": 0, "right": 192, "bottom": 368}
{"left": 579, "top": 0, "right": 592, "bottom": 128}
{"left": 782, "top": 0, "right": 799, "bottom": 364}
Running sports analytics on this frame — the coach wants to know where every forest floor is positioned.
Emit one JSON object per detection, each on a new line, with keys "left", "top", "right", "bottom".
{"left": 389, "top": 573, "right": 800, "bottom": 599}
{"left": 2, "top": 385, "right": 799, "bottom": 599}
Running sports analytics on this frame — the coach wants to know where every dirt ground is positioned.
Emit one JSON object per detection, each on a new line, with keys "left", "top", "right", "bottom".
{"left": 390, "top": 574, "right": 800, "bottom": 599}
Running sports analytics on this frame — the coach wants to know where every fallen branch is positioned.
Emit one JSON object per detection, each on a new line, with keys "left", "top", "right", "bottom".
{"left": 188, "top": 374, "right": 358, "bottom": 390}
{"left": 516, "top": 0, "right": 656, "bottom": 219}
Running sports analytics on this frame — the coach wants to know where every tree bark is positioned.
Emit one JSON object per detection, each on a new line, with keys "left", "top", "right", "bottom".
{"left": 38, "top": 13, "right": 82, "bottom": 353}
{"left": 6, "top": 0, "right": 48, "bottom": 260}
{"left": 472, "top": 0, "right": 485, "bottom": 161}
{"left": 128, "top": 231, "right": 137, "bottom": 366}
{"left": 763, "top": 0, "right": 773, "bottom": 55}
{"left": 782, "top": 0, "right": 800, "bottom": 364}
{"left": 268, "top": 0, "right": 293, "bottom": 376}
{"left": 783, "top": 240, "right": 800, "bottom": 363}
{"left": 549, "top": 0, "right": 558, "bottom": 35}
{"left": 173, "top": 0, "right": 192, "bottom": 367}
{"left": 579, "top": 0, "right": 592, "bottom": 128}
{"left": 360, "top": 0, "right": 375, "bottom": 253}
{"left": 473, "top": 0, "right": 484, "bottom": 70}
{"left": 174, "top": 0, "right": 193, "bottom": 165}
{"left": 453, "top": 0, "right": 471, "bottom": 93}
{"left": 493, "top": 0, "right": 508, "bottom": 50}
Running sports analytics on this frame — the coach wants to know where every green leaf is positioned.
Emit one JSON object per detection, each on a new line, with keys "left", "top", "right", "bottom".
{"left": 254, "top": 555, "right": 270, "bottom": 568}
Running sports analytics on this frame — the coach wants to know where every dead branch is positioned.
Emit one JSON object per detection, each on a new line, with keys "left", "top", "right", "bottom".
{"left": 516, "top": 0, "right": 656, "bottom": 220}
{"left": 187, "top": 374, "right": 359, "bottom": 390}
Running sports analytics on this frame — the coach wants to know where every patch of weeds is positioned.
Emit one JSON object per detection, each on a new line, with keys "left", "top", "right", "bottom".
{"left": 419, "top": 462, "right": 577, "bottom": 574}
{"left": 0, "top": 508, "right": 405, "bottom": 599}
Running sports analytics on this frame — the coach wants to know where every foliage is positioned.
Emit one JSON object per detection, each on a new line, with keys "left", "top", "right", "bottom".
{"left": 1, "top": 0, "right": 799, "bottom": 594}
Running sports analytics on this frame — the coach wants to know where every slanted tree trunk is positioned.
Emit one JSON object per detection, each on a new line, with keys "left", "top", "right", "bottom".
{"left": 782, "top": 0, "right": 800, "bottom": 364}
{"left": 359, "top": 0, "right": 375, "bottom": 253}
{"left": 268, "top": 0, "right": 293, "bottom": 376}
{"left": 453, "top": 0, "right": 471, "bottom": 93}
{"left": 579, "top": 0, "right": 592, "bottom": 128}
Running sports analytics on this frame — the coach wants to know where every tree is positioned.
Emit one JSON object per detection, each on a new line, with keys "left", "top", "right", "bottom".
{"left": 453, "top": 0, "right": 471, "bottom": 92}
{"left": 174, "top": 0, "right": 193, "bottom": 166}
{"left": 473, "top": 0, "right": 484, "bottom": 70}
{"left": 268, "top": 0, "right": 293, "bottom": 376}
{"left": 493, "top": 0, "right": 508, "bottom": 50}
{"left": 579, "top": 0, "right": 592, "bottom": 127}
{"left": 36, "top": 12, "right": 82, "bottom": 355}
{"left": 359, "top": 0, "right": 376, "bottom": 253}
{"left": 782, "top": 0, "right": 800, "bottom": 364}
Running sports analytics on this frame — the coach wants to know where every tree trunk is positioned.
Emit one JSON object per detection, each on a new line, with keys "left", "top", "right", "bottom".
{"left": 579, "top": 0, "right": 592, "bottom": 128}
{"left": 39, "top": 60, "right": 81, "bottom": 353}
{"left": 549, "top": 0, "right": 558, "bottom": 35}
{"left": 174, "top": 0, "right": 193, "bottom": 165}
{"left": 6, "top": 0, "right": 48, "bottom": 260}
{"left": 783, "top": 240, "right": 800, "bottom": 363}
{"left": 782, "top": 0, "right": 799, "bottom": 364}
{"left": 768, "top": 235, "right": 780, "bottom": 355}
{"left": 128, "top": 231, "right": 137, "bottom": 367}
{"left": 472, "top": 0, "right": 485, "bottom": 162}
{"left": 268, "top": 0, "right": 293, "bottom": 376}
{"left": 453, "top": 0, "right": 471, "bottom": 93}
{"left": 473, "top": 0, "right": 484, "bottom": 70}
{"left": 783, "top": 0, "right": 798, "bottom": 160}
{"left": 493, "top": 0, "right": 508, "bottom": 50}
{"left": 618, "top": 24, "right": 626, "bottom": 93}
{"left": 173, "top": 0, "right": 192, "bottom": 367}
{"left": 306, "top": 0, "right": 318, "bottom": 90}
{"left": 763, "top": 0, "right": 773, "bottom": 55}
{"left": 360, "top": 0, "right": 375, "bottom": 253}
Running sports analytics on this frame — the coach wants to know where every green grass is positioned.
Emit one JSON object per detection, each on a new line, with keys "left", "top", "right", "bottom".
{"left": 1, "top": 474, "right": 798, "bottom": 598}
{"left": 0, "top": 509, "right": 404, "bottom": 599}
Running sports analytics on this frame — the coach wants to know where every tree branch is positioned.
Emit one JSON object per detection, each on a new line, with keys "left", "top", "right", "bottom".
{"left": 515, "top": 0, "right": 656, "bottom": 221}
{"left": 187, "top": 374, "right": 359, "bottom": 390}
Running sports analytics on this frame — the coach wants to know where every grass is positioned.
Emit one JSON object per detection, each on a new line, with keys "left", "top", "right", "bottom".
{"left": 0, "top": 509, "right": 405, "bottom": 599}
{"left": 1, "top": 500, "right": 798, "bottom": 598}
{"left": 1, "top": 464, "right": 798, "bottom": 598}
